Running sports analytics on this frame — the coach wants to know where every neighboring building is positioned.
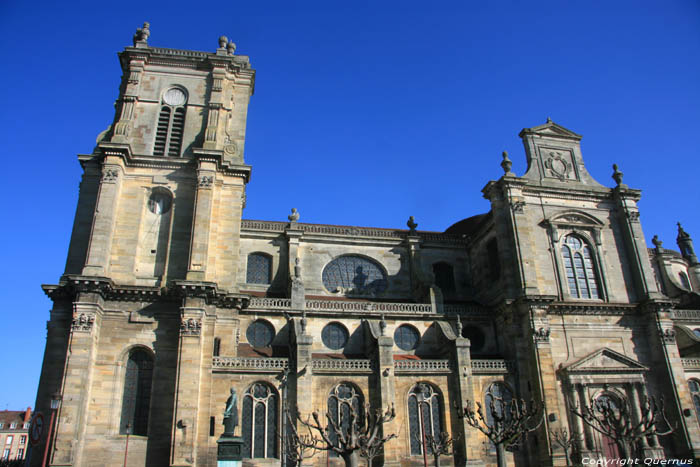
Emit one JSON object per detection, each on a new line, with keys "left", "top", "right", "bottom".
{"left": 0, "top": 409, "right": 31, "bottom": 462}
{"left": 33, "top": 23, "right": 700, "bottom": 466}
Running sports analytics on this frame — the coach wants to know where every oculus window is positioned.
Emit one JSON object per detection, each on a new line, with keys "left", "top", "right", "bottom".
{"left": 322, "top": 322, "right": 349, "bottom": 350}
{"left": 246, "top": 320, "right": 275, "bottom": 347}
{"left": 394, "top": 324, "right": 420, "bottom": 351}
{"left": 322, "top": 255, "right": 387, "bottom": 295}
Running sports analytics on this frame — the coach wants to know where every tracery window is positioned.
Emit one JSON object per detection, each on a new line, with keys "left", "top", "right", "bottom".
{"left": 561, "top": 235, "right": 600, "bottom": 299}
{"left": 322, "top": 255, "right": 387, "bottom": 295}
{"left": 327, "top": 383, "right": 364, "bottom": 456}
{"left": 322, "top": 322, "right": 349, "bottom": 350}
{"left": 246, "top": 253, "right": 272, "bottom": 285}
{"left": 120, "top": 349, "right": 154, "bottom": 435}
{"left": 242, "top": 382, "right": 278, "bottom": 459}
{"left": 407, "top": 383, "right": 443, "bottom": 456}
{"left": 689, "top": 380, "right": 700, "bottom": 425}
{"left": 433, "top": 262, "right": 456, "bottom": 293}
{"left": 154, "top": 87, "right": 187, "bottom": 156}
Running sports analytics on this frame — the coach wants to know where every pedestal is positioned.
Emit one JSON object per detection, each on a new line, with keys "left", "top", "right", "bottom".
{"left": 217, "top": 434, "right": 243, "bottom": 467}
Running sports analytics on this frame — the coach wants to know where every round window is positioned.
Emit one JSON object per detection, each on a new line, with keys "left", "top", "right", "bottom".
{"left": 246, "top": 320, "right": 275, "bottom": 347}
{"left": 163, "top": 87, "right": 187, "bottom": 106}
{"left": 322, "top": 255, "right": 387, "bottom": 295}
{"left": 148, "top": 191, "right": 171, "bottom": 214}
{"left": 322, "top": 322, "right": 349, "bottom": 350}
{"left": 394, "top": 324, "right": 420, "bottom": 351}
{"left": 461, "top": 326, "right": 485, "bottom": 352}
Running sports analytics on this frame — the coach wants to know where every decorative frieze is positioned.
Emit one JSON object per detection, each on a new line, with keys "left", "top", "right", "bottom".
{"left": 102, "top": 168, "right": 119, "bottom": 183}
{"left": 533, "top": 326, "right": 551, "bottom": 343}
{"left": 198, "top": 175, "right": 213, "bottom": 188}
{"left": 659, "top": 328, "right": 676, "bottom": 344}
{"left": 71, "top": 313, "right": 95, "bottom": 332}
{"left": 670, "top": 309, "right": 700, "bottom": 320}
{"left": 511, "top": 200, "right": 525, "bottom": 213}
{"left": 180, "top": 318, "right": 201, "bottom": 336}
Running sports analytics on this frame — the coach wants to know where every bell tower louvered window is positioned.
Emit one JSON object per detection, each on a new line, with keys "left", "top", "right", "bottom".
{"left": 154, "top": 87, "right": 187, "bottom": 156}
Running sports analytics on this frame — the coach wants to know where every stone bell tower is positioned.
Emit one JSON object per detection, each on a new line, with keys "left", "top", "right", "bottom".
{"left": 34, "top": 24, "right": 255, "bottom": 467}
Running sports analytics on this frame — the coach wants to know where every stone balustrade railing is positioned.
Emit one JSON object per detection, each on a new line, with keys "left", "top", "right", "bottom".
{"left": 246, "top": 297, "right": 485, "bottom": 315}
{"left": 682, "top": 358, "right": 700, "bottom": 369}
{"left": 471, "top": 359, "right": 512, "bottom": 374}
{"left": 394, "top": 359, "right": 452, "bottom": 373}
{"left": 312, "top": 359, "right": 374, "bottom": 373}
{"left": 212, "top": 357, "right": 289, "bottom": 372}
{"left": 671, "top": 310, "right": 700, "bottom": 320}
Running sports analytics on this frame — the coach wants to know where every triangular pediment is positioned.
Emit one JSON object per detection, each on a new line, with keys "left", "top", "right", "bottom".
{"left": 519, "top": 120, "right": 582, "bottom": 141}
{"left": 562, "top": 348, "right": 648, "bottom": 374}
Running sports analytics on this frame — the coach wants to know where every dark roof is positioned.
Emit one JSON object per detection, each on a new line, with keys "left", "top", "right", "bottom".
{"left": 0, "top": 409, "right": 31, "bottom": 428}
{"left": 444, "top": 212, "right": 492, "bottom": 236}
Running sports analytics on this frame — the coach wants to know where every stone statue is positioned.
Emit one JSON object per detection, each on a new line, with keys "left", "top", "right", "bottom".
{"left": 133, "top": 22, "right": 150, "bottom": 46}
{"left": 223, "top": 387, "right": 238, "bottom": 435}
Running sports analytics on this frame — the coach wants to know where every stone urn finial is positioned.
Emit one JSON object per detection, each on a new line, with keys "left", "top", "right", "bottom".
{"left": 407, "top": 216, "right": 418, "bottom": 234}
{"left": 219, "top": 35, "right": 228, "bottom": 49}
{"left": 227, "top": 41, "right": 237, "bottom": 55}
{"left": 288, "top": 208, "right": 300, "bottom": 223}
{"left": 133, "top": 22, "right": 151, "bottom": 47}
{"left": 652, "top": 235, "right": 663, "bottom": 251}
{"left": 501, "top": 151, "right": 513, "bottom": 176}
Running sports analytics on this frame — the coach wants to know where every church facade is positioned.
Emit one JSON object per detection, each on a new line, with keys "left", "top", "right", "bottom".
{"left": 33, "top": 25, "right": 700, "bottom": 466}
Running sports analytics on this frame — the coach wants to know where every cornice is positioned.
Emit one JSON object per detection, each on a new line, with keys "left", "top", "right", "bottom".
{"left": 546, "top": 302, "right": 639, "bottom": 315}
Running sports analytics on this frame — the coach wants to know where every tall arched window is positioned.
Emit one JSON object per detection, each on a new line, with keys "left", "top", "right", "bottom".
{"left": 407, "top": 383, "right": 443, "bottom": 456}
{"left": 246, "top": 253, "right": 272, "bottom": 285}
{"left": 433, "top": 262, "right": 456, "bottom": 294}
{"left": 242, "top": 382, "right": 278, "bottom": 459}
{"left": 689, "top": 380, "right": 700, "bottom": 425}
{"left": 327, "top": 383, "right": 364, "bottom": 456}
{"left": 120, "top": 349, "right": 154, "bottom": 435}
{"left": 154, "top": 87, "right": 187, "bottom": 156}
{"left": 561, "top": 235, "right": 600, "bottom": 299}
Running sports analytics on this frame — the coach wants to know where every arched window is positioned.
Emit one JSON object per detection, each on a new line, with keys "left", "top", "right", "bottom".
{"left": 561, "top": 235, "right": 600, "bottom": 299}
{"left": 689, "top": 380, "right": 700, "bottom": 425}
{"left": 120, "top": 349, "right": 154, "bottom": 435}
{"left": 322, "top": 255, "right": 387, "bottom": 295}
{"left": 433, "top": 262, "right": 456, "bottom": 294}
{"left": 246, "top": 253, "right": 272, "bottom": 285}
{"left": 213, "top": 337, "right": 221, "bottom": 357}
{"left": 328, "top": 383, "right": 364, "bottom": 456}
{"left": 407, "top": 383, "right": 443, "bottom": 456}
{"left": 154, "top": 87, "right": 187, "bottom": 156}
{"left": 242, "top": 382, "right": 278, "bottom": 459}
{"left": 680, "top": 272, "right": 692, "bottom": 290}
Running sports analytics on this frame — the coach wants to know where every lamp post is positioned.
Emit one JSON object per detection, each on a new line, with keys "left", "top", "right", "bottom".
{"left": 416, "top": 385, "right": 429, "bottom": 467}
{"left": 123, "top": 423, "right": 131, "bottom": 467}
{"left": 41, "top": 392, "right": 62, "bottom": 467}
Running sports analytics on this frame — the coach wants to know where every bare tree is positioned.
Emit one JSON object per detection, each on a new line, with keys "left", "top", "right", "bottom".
{"left": 460, "top": 388, "right": 542, "bottom": 467}
{"left": 283, "top": 410, "right": 321, "bottom": 466}
{"left": 296, "top": 404, "right": 397, "bottom": 467}
{"left": 569, "top": 395, "right": 674, "bottom": 459}
{"left": 549, "top": 426, "right": 578, "bottom": 467}
{"left": 424, "top": 431, "right": 457, "bottom": 467}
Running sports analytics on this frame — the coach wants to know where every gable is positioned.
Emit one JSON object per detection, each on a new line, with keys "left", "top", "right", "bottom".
{"left": 561, "top": 347, "right": 648, "bottom": 374}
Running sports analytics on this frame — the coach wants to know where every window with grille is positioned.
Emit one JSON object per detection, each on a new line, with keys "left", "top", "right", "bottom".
{"left": 408, "top": 384, "right": 442, "bottom": 456}
{"left": 327, "top": 383, "right": 364, "bottom": 456}
{"left": 322, "top": 322, "right": 349, "bottom": 350}
{"left": 246, "top": 320, "right": 275, "bottom": 347}
{"left": 690, "top": 380, "right": 700, "bottom": 425}
{"left": 120, "top": 349, "right": 154, "bottom": 435}
{"left": 241, "top": 382, "right": 278, "bottom": 459}
{"left": 394, "top": 324, "right": 420, "bottom": 351}
{"left": 322, "top": 255, "right": 387, "bottom": 295}
{"left": 246, "top": 253, "right": 272, "bottom": 285}
{"left": 433, "top": 262, "right": 456, "bottom": 294}
{"left": 153, "top": 87, "right": 187, "bottom": 156}
{"left": 561, "top": 235, "right": 600, "bottom": 299}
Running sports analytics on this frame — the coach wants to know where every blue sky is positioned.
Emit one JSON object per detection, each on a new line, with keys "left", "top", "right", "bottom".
{"left": 0, "top": 1, "right": 698, "bottom": 410}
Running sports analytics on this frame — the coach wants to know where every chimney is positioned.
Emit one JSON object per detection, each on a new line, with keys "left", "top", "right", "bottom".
{"left": 24, "top": 407, "right": 31, "bottom": 422}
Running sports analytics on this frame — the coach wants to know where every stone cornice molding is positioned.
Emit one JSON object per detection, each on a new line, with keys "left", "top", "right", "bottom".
{"left": 119, "top": 46, "right": 254, "bottom": 77}
{"left": 546, "top": 302, "right": 638, "bottom": 315}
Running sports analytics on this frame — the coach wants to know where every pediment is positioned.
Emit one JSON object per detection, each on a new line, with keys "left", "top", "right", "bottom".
{"left": 561, "top": 348, "right": 648, "bottom": 374}
{"left": 548, "top": 210, "right": 604, "bottom": 227}
{"left": 519, "top": 120, "right": 582, "bottom": 141}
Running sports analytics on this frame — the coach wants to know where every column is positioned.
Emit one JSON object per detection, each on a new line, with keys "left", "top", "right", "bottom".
{"left": 171, "top": 298, "right": 205, "bottom": 466}
{"left": 82, "top": 162, "right": 123, "bottom": 276}
{"left": 576, "top": 384, "right": 594, "bottom": 452}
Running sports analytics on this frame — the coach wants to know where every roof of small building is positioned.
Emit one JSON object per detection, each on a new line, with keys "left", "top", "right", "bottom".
{"left": 0, "top": 408, "right": 31, "bottom": 430}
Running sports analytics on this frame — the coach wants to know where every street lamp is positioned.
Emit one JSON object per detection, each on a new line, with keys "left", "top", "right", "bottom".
{"left": 41, "top": 392, "right": 62, "bottom": 467}
{"left": 416, "top": 385, "right": 429, "bottom": 467}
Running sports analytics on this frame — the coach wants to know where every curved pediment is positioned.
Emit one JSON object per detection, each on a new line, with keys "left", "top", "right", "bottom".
{"left": 547, "top": 210, "right": 605, "bottom": 227}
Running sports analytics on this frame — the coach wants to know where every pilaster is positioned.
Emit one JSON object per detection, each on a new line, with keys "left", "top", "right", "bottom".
{"left": 375, "top": 335, "right": 399, "bottom": 466}
{"left": 452, "top": 336, "right": 480, "bottom": 465}
{"left": 171, "top": 297, "right": 205, "bottom": 466}
{"left": 187, "top": 162, "right": 217, "bottom": 282}
{"left": 81, "top": 158, "right": 124, "bottom": 276}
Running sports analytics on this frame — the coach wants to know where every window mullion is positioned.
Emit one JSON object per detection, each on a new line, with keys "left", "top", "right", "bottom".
{"left": 164, "top": 105, "right": 175, "bottom": 155}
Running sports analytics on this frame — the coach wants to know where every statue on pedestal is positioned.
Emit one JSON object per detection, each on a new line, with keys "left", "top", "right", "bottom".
{"left": 223, "top": 387, "right": 238, "bottom": 436}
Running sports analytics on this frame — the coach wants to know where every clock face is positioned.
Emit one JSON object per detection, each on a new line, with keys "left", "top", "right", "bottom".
{"left": 163, "top": 88, "right": 187, "bottom": 106}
